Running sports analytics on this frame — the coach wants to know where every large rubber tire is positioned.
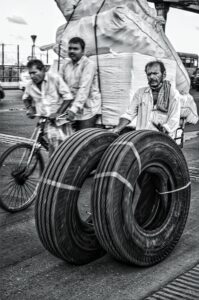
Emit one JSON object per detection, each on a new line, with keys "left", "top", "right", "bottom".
{"left": 35, "top": 128, "right": 117, "bottom": 265}
{"left": 0, "top": 143, "right": 44, "bottom": 212}
{"left": 92, "top": 130, "right": 191, "bottom": 266}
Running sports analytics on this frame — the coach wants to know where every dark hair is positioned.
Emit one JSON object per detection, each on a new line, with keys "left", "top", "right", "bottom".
{"left": 27, "top": 59, "right": 45, "bottom": 70}
{"left": 145, "top": 60, "right": 166, "bottom": 75}
{"left": 69, "top": 37, "right": 85, "bottom": 51}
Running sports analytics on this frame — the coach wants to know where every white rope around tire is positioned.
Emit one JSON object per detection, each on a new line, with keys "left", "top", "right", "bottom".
{"left": 42, "top": 177, "right": 80, "bottom": 191}
{"left": 157, "top": 181, "right": 191, "bottom": 195}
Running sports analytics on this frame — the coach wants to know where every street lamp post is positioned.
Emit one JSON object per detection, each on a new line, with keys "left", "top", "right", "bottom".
{"left": 31, "top": 35, "right": 37, "bottom": 59}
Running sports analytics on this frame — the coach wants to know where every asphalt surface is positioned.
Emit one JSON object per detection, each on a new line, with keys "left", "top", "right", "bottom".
{"left": 0, "top": 89, "right": 199, "bottom": 300}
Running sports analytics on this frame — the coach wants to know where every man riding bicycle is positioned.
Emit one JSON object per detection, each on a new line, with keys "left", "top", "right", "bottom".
{"left": 23, "top": 59, "right": 73, "bottom": 156}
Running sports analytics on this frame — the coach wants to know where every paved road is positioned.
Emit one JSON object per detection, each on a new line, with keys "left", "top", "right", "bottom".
{"left": 0, "top": 89, "right": 199, "bottom": 300}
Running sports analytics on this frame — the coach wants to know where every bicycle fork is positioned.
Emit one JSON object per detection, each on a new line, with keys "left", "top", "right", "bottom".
{"left": 19, "top": 126, "right": 42, "bottom": 169}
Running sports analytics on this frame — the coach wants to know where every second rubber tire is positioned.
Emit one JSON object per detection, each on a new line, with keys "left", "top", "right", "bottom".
{"left": 92, "top": 130, "right": 191, "bottom": 266}
{"left": 35, "top": 128, "right": 117, "bottom": 265}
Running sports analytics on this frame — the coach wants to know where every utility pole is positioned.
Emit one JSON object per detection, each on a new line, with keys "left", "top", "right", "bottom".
{"left": 30, "top": 35, "right": 37, "bottom": 58}
{"left": 2, "top": 43, "right": 5, "bottom": 82}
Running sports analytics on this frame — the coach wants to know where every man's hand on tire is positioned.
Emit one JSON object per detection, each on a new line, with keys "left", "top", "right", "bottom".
{"left": 157, "top": 123, "right": 168, "bottom": 134}
{"left": 112, "top": 126, "right": 122, "bottom": 134}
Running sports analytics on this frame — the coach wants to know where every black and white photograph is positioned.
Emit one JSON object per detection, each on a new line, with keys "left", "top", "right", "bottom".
{"left": 0, "top": 0, "right": 199, "bottom": 299}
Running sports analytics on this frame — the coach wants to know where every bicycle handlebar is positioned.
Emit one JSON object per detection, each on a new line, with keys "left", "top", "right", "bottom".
{"left": 33, "top": 113, "right": 71, "bottom": 124}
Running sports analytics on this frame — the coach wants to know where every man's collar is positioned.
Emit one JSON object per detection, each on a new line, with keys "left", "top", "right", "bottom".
{"left": 144, "top": 82, "right": 164, "bottom": 93}
{"left": 43, "top": 73, "right": 48, "bottom": 82}
{"left": 144, "top": 86, "right": 151, "bottom": 93}
{"left": 70, "top": 55, "right": 86, "bottom": 66}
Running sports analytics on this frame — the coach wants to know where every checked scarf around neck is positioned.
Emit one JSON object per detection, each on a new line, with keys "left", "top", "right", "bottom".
{"left": 156, "top": 80, "right": 171, "bottom": 113}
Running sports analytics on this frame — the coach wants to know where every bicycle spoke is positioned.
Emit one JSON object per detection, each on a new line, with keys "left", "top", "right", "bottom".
{"left": 1, "top": 183, "right": 16, "bottom": 205}
{"left": 7, "top": 182, "right": 19, "bottom": 208}
{"left": 24, "top": 182, "right": 37, "bottom": 200}
{"left": 20, "top": 184, "right": 28, "bottom": 206}
{"left": 1, "top": 179, "right": 16, "bottom": 193}
{"left": 0, "top": 143, "right": 44, "bottom": 212}
{"left": 24, "top": 181, "right": 35, "bottom": 196}
{"left": 26, "top": 179, "right": 39, "bottom": 189}
{"left": 12, "top": 181, "right": 22, "bottom": 208}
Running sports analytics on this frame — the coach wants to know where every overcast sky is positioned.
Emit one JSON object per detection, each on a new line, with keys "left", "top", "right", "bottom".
{"left": 0, "top": 0, "right": 199, "bottom": 63}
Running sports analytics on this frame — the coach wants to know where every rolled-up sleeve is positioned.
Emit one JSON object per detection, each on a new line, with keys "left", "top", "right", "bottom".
{"left": 22, "top": 82, "right": 31, "bottom": 101}
{"left": 69, "top": 62, "right": 96, "bottom": 114}
{"left": 56, "top": 74, "right": 73, "bottom": 101}
{"left": 121, "top": 90, "right": 140, "bottom": 122}
{"left": 163, "top": 90, "right": 181, "bottom": 133}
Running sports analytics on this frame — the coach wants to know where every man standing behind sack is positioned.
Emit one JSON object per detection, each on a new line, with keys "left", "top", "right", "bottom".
{"left": 59, "top": 37, "right": 101, "bottom": 130}
{"left": 113, "top": 60, "right": 180, "bottom": 138}
{"left": 23, "top": 59, "right": 73, "bottom": 156}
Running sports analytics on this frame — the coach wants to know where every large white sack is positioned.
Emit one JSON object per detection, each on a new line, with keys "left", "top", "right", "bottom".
{"left": 90, "top": 53, "right": 133, "bottom": 126}
{"left": 54, "top": 6, "right": 190, "bottom": 94}
{"left": 54, "top": 0, "right": 158, "bottom": 23}
{"left": 179, "top": 93, "right": 198, "bottom": 124}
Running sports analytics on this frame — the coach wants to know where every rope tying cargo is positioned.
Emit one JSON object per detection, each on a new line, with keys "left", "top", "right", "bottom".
{"left": 94, "top": 0, "right": 106, "bottom": 125}
{"left": 42, "top": 177, "right": 80, "bottom": 191}
{"left": 57, "top": 0, "right": 82, "bottom": 71}
{"left": 94, "top": 0, "right": 106, "bottom": 94}
{"left": 157, "top": 181, "right": 191, "bottom": 195}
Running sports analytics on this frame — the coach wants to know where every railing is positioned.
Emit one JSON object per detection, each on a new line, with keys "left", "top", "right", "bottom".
{"left": 0, "top": 65, "right": 27, "bottom": 82}
{"left": 0, "top": 65, "right": 50, "bottom": 83}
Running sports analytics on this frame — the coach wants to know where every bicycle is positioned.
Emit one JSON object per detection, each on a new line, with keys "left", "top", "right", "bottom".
{"left": 0, "top": 113, "right": 69, "bottom": 212}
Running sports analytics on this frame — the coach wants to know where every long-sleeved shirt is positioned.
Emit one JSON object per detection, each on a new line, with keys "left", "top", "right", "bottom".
{"left": 23, "top": 71, "right": 73, "bottom": 116}
{"left": 60, "top": 56, "right": 101, "bottom": 120}
{"left": 122, "top": 85, "right": 181, "bottom": 136}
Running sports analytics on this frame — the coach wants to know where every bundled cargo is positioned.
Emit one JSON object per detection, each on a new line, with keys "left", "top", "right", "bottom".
{"left": 54, "top": 0, "right": 158, "bottom": 23}
{"left": 54, "top": 4, "right": 190, "bottom": 94}
{"left": 90, "top": 53, "right": 133, "bottom": 126}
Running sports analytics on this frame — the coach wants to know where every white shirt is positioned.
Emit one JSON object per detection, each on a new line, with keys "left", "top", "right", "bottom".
{"left": 60, "top": 56, "right": 101, "bottom": 120}
{"left": 23, "top": 72, "right": 73, "bottom": 117}
{"left": 122, "top": 85, "right": 181, "bottom": 136}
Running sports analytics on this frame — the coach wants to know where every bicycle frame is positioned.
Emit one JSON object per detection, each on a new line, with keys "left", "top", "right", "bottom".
{"left": 18, "top": 117, "right": 47, "bottom": 169}
{"left": 19, "top": 113, "right": 71, "bottom": 169}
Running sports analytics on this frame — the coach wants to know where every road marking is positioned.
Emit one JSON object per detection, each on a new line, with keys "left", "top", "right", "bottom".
{"left": 0, "top": 108, "right": 26, "bottom": 113}
{"left": 145, "top": 263, "right": 199, "bottom": 299}
{"left": 0, "top": 133, "right": 32, "bottom": 145}
{"left": 184, "top": 131, "right": 199, "bottom": 142}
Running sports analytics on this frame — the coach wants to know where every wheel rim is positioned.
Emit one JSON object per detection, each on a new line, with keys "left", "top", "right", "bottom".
{"left": 127, "top": 162, "right": 174, "bottom": 233}
{"left": 0, "top": 145, "right": 42, "bottom": 211}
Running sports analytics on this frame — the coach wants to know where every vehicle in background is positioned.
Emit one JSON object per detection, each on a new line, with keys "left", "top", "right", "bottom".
{"left": 0, "top": 82, "right": 5, "bottom": 101}
{"left": 191, "top": 67, "right": 199, "bottom": 90}
{"left": 19, "top": 69, "right": 31, "bottom": 91}
{"left": 177, "top": 52, "right": 198, "bottom": 78}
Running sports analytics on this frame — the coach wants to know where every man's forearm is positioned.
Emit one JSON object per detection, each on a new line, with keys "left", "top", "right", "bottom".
{"left": 114, "top": 118, "right": 131, "bottom": 133}
{"left": 57, "top": 100, "right": 73, "bottom": 115}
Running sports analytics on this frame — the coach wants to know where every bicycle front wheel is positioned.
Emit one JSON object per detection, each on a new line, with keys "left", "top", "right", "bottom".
{"left": 0, "top": 143, "right": 45, "bottom": 212}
